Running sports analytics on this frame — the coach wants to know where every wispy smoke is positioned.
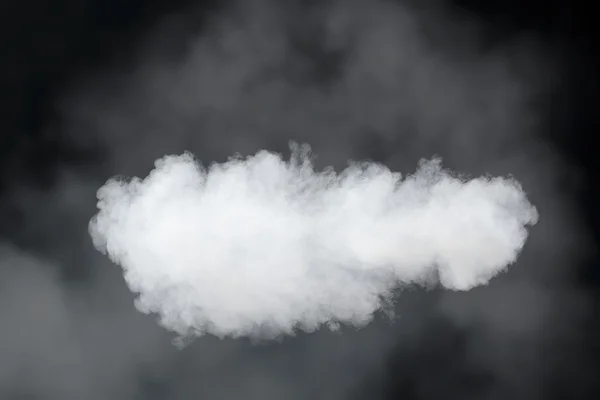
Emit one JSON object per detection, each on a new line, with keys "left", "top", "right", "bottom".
{"left": 89, "top": 143, "right": 538, "bottom": 340}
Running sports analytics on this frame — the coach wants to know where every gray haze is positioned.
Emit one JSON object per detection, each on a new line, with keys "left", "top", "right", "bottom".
{"left": 0, "top": 0, "right": 590, "bottom": 399}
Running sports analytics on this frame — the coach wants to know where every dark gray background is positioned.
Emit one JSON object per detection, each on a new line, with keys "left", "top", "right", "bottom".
{"left": 1, "top": 0, "right": 598, "bottom": 399}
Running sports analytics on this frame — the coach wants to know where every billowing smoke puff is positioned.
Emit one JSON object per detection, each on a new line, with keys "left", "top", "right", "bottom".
{"left": 89, "top": 143, "right": 538, "bottom": 341}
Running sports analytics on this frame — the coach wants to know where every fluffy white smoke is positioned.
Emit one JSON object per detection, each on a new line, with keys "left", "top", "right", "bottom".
{"left": 89, "top": 143, "right": 538, "bottom": 340}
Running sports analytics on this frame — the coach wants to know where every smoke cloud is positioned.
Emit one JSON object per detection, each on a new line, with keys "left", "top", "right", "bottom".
{"left": 89, "top": 143, "right": 538, "bottom": 340}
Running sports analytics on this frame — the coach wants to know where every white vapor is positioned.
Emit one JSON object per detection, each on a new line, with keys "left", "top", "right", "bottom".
{"left": 89, "top": 143, "right": 538, "bottom": 340}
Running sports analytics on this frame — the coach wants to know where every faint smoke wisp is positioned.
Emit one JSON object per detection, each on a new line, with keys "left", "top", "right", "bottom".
{"left": 89, "top": 143, "right": 538, "bottom": 341}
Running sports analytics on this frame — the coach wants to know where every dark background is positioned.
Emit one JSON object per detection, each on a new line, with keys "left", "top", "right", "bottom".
{"left": 1, "top": 0, "right": 598, "bottom": 399}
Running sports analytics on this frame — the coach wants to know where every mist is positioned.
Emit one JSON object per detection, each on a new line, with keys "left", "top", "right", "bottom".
{"left": 1, "top": 0, "right": 592, "bottom": 399}
{"left": 89, "top": 144, "right": 538, "bottom": 340}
